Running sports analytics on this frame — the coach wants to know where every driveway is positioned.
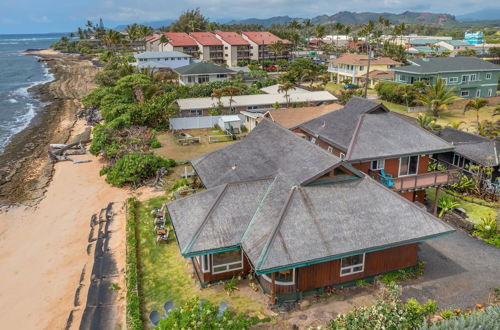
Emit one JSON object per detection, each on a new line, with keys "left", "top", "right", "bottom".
{"left": 402, "top": 230, "right": 500, "bottom": 309}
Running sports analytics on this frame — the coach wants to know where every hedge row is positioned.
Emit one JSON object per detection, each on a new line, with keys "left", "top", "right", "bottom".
{"left": 126, "top": 197, "right": 142, "bottom": 330}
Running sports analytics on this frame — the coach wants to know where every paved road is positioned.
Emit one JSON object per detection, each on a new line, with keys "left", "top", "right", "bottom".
{"left": 402, "top": 230, "right": 500, "bottom": 309}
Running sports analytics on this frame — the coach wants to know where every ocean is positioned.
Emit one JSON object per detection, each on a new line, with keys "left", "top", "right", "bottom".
{"left": 0, "top": 33, "right": 65, "bottom": 153}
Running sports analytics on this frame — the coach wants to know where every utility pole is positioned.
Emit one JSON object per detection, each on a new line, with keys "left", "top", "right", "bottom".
{"left": 364, "top": 33, "right": 371, "bottom": 98}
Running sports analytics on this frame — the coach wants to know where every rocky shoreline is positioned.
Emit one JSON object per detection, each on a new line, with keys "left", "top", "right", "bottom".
{"left": 0, "top": 51, "right": 99, "bottom": 206}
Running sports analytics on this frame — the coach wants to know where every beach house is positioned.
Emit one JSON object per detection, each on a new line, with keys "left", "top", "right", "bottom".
{"left": 134, "top": 51, "right": 192, "bottom": 71}
{"left": 174, "top": 62, "right": 236, "bottom": 86}
{"left": 294, "top": 97, "right": 458, "bottom": 203}
{"left": 393, "top": 57, "right": 500, "bottom": 98}
{"left": 166, "top": 119, "right": 455, "bottom": 301}
{"left": 327, "top": 54, "right": 400, "bottom": 86}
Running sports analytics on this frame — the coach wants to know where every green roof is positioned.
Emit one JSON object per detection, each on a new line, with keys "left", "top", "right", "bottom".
{"left": 408, "top": 46, "right": 447, "bottom": 54}
{"left": 409, "top": 39, "right": 439, "bottom": 45}
{"left": 395, "top": 56, "right": 500, "bottom": 74}
{"left": 174, "top": 62, "right": 234, "bottom": 75}
{"left": 445, "top": 40, "right": 469, "bottom": 46}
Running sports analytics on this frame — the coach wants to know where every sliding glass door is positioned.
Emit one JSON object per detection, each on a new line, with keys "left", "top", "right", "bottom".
{"left": 399, "top": 155, "right": 419, "bottom": 176}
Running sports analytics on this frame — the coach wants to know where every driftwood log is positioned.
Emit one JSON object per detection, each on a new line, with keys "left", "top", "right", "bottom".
{"left": 47, "top": 138, "right": 92, "bottom": 164}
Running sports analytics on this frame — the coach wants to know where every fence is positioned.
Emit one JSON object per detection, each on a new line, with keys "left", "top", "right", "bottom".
{"left": 407, "top": 106, "right": 428, "bottom": 113}
{"left": 169, "top": 115, "right": 245, "bottom": 130}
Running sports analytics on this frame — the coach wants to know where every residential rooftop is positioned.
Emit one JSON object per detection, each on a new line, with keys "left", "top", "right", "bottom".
{"left": 330, "top": 54, "right": 401, "bottom": 66}
{"left": 261, "top": 103, "right": 343, "bottom": 129}
{"left": 259, "top": 84, "right": 309, "bottom": 95}
{"left": 189, "top": 32, "right": 223, "bottom": 46}
{"left": 174, "top": 62, "right": 235, "bottom": 75}
{"left": 163, "top": 32, "right": 198, "bottom": 47}
{"left": 134, "top": 51, "right": 191, "bottom": 59}
{"left": 242, "top": 31, "right": 291, "bottom": 45}
{"left": 395, "top": 57, "right": 500, "bottom": 74}
{"left": 215, "top": 32, "right": 250, "bottom": 46}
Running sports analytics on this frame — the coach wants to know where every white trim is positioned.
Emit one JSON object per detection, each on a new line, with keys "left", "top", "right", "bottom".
{"left": 327, "top": 146, "right": 333, "bottom": 153}
{"left": 262, "top": 269, "right": 295, "bottom": 286}
{"left": 488, "top": 89, "right": 493, "bottom": 97}
{"left": 370, "top": 159, "right": 385, "bottom": 171}
{"left": 485, "top": 73, "right": 492, "bottom": 80}
{"left": 398, "top": 155, "right": 419, "bottom": 177}
{"left": 339, "top": 153, "right": 346, "bottom": 160}
{"left": 476, "top": 89, "right": 481, "bottom": 97}
{"left": 310, "top": 137, "right": 316, "bottom": 144}
{"left": 340, "top": 254, "right": 365, "bottom": 276}
{"left": 460, "top": 90, "right": 470, "bottom": 97}
{"left": 211, "top": 250, "right": 244, "bottom": 274}
{"left": 448, "top": 76, "right": 459, "bottom": 84}
{"left": 480, "top": 83, "right": 498, "bottom": 86}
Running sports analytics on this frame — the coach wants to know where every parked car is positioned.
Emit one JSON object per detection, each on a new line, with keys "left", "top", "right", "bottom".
{"left": 343, "top": 84, "right": 358, "bottom": 89}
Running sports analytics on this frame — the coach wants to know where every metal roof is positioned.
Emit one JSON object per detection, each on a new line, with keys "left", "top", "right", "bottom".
{"left": 134, "top": 51, "right": 191, "bottom": 59}
{"left": 174, "top": 62, "right": 235, "bottom": 75}
{"left": 395, "top": 57, "right": 500, "bottom": 74}
{"left": 176, "top": 91, "right": 337, "bottom": 110}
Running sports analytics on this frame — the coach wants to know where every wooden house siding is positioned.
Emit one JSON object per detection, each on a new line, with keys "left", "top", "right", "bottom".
{"left": 192, "top": 253, "right": 252, "bottom": 283}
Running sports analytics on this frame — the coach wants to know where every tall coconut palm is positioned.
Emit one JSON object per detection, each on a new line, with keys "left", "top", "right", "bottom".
{"left": 315, "top": 24, "right": 326, "bottom": 41}
{"left": 137, "top": 25, "right": 152, "bottom": 51}
{"left": 464, "top": 98, "right": 488, "bottom": 129}
{"left": 126, "top": 24, "right": 139, "bottom": 47}
{"left": 360, "top": 20, "right": 375, "bottom": 98}
{"left": 278, "top": 81, "right": 296, "bottom": 107}
{"left": 333, "top": 22, "right": 344, "bottom": 58}
{"left": 417, "top": 79, "right": 458, "bottom": 117}
{"left": 268, "top": 40, "right": 285, "bottom": 62}
{"left": 220, "top": 86, "right": 243, "bottom": 113}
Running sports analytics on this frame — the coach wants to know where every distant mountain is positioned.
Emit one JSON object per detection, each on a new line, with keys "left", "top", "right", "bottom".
{"left": 457, "top": 8, "right": 500, "bottom": 21}
{"left": 227, "top": 16, "right": 298, "bottom": 27}
{"left": 114, "top": 19, "right": 175, "bottom": 31}
{"left": 228, "top": 11, "right": 456, "bottom": 27}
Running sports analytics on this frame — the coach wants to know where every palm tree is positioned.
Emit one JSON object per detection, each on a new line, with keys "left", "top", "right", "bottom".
{"left": 278, "top": 81, "right": 296, "bottom": 107}
{"left": 360, "top": 20, "right": 375, "bottom": 98}
{"left": 137, "top": 25, "right": 152, "bottom": 51}
{"left": 289, "top": 20, "right": 302, "bottom": 50}
{"left": 416, "top": 79, "right": 458, "bottom": 117}
{"left": 126, "top": 24, "right": 139, "bottom": 47}
{"left": 464, "top": 98, "right": 488, "bottom": 129}
{"left": 417, "top": 114, "right": 439, "bottom": 131}
{"left": 315, "top": 24, "right": 326, "bottom": 41}
{"left": 220, "top": 86, "right": 243, "bottom": 113}
{"left": 268, "top": 41, "right": 285, "bottom": 62}
{"left": 303, "top": 19, "right": 313, "bottom": 46}
{"left": 301, "top": 69, "right": 317, "bottom": 88}
{"left": 448, "top": 121, "right": 467, "bottom": 130}
{"left": 159, "top": 34, "right": 169, "bottom": 52}
{"left": 211, "top": 88, "right": 224, "bottom": 111}
{"left": 333, "top": 22, "right": 344, "bottom": 58}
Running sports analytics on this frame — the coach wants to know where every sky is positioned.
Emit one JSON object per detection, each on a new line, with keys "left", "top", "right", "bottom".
{"left": 0, "top": 0, "right": 499, "bottom": 34}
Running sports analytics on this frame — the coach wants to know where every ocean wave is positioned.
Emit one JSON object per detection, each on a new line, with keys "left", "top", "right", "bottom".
{"left": 0, "top": 103, "right": 38, "bottom": 152}
{"left": 0, "top": 37, "right": 60, "bottom": 42}
{"left": 11, "top": 62, "right": 54, "bottom": 98}
{"left": 8, "top": 98, "right": 18, "bottom": 103}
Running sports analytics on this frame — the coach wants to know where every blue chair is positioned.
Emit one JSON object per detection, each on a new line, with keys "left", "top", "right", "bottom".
{"left": 149, "top": 310, "right": 161, "bottom": 326}
{"left": 217, "top": 301, "right": 228, "bottom": 318}
{"left": 163, "top": 301, "right": 176, "bottom": 316}
{"left": 380, "top": 169, "right": 395, "bottom": 188}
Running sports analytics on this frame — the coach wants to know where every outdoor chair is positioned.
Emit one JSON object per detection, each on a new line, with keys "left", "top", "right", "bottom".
{"left": 379, "top": 169, "right": 395, "bottom": 188}
{"left": 217, "top": 301, "right": 228, "bottom": 318}
{"left": 154, "top": 216, "right": 165, "bottom": 225}
{"left": 149, "top": 310, "right": 161, "bottom": 326}
{"left": 163, "top": 301, "right": 176, "bottom": 316}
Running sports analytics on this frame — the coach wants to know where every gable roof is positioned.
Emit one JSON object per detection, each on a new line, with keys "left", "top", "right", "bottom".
{"left": 263, "top": 104, "right": 343, "bottom": 129}
{"left": 163, "top": 32, "right": 198, "bottom": 47}
{"left": 330, "top": 54, "right": 401, "bottom": 66}
{"left": 408, "top": 39, "right": 440, "bottom": 45}
{"left": 299, "top": 97, "right": 453, "bottom": 160}
{"left": 215, "top": 32, "right": 249, "bottom": 46}
{"left": 396, "top": 57, "right": 500, "bottom": 74}
{"left": 134, "top": 51, "right": 191, "bottom": 59}
{"left": 439, "top": 40, "right": 469, "bottom": 47}
{"left": 242, "top": 31, "right": 291, "bottom": 45}
{"left": 191, "top": 118, "right": 342, "bottom": 188}
{"left": 436, "top": 128, "right": 499, "bottom": 166}
{"left": 189, "top": 32, "right": 223, "bottom": 46}
{"left": 174, "top": 62, "right": 235, "bottom": 75}
{"left": 407, "top": 46, "right": 447, "bottom": 54}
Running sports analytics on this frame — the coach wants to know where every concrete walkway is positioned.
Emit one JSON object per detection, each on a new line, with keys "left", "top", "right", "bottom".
{"left": 402, "top": 230, "right": 500, "bottom": 310}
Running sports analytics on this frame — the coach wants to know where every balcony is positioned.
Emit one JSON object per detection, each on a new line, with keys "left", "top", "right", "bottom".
{"left": 369, "top": 169, "right": 460, "bottom": 192}
{"left": 328, "top": 66, "right": 357, "bottom": 75}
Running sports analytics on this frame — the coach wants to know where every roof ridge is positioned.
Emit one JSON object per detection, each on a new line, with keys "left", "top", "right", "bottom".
{"left": 181, "top": 184, "right": 229, "bottom": 254}
{"left": 256, "top": 185, "right": 297, "bottom": 271}
{"left": 388, "top": 112, "right": 454, "bottom": 146}
{"left": 345, "top": 113, "right": 366, "bottom": 161}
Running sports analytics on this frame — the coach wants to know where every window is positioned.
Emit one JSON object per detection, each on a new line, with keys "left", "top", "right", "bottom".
{"left": 216, "top": 74, "right": 227, "bottom": 78}
{"left": 485, "top": 73, "right": 492, "bottom": 80}
{"left": 198, "top": 75, "right": 210, "bottom": 83}
{"left": 470, "top": 74, "right": 477, "bottom": 81}
{"left": 453, "top": 153, "right": 465, "bottom": 168}
{"left": 212, "top": 250, "right": 243, "bottom": 274}
{"left": 230, "top": 106, "right": 237, "bottom": 114}
{"left": 247, "top": 105, "right": 258, "bottom": 110}
{"left": 461, "top": 90, "right": 469, "bottom": 97}
{"left": 462, "top": 75, "right": 469, "bottom": 83}
{"left": 448, "top": 77, "right": 459, "bottom": 84}
{"left": 440, "top": 77, "right": 447, "bottom": 85}
{"left": 327, "top": 146, "right": 333, "bottom": 153}
{"left": 476, "top": 89, "right": 481, "bottom": 97}
{"left": 189, "top": 109, "right": 203, "bottom": 116}
{"left": 339, "top": 153, "right": 346, "bottom": 160}
{"left": 488, "top": 89, "right": 493, "bottom": 97}
{"left": 370, "top": 159, "right": 385, "bottom": 170}
{"left": 262, "top": 269, "right": 295, "bottom": 285}
{"left": 359, "top": 65, "right": 364, "bottom": 71}
{"left": 310, "top": 137, "right": 316, "bottom": 144}
{"left": 399, "top": 155, "right": 419, "bottom": 176}
{"left": 197, "top": 255, "right": 210, "bottom": 273}
{"left": 225, "top": 46, "right": 228, "bottom": 50}
{"left": 399, "top": 74, "right": 407, "bottom": 82}
{"left": 340, "top": 254, "right": 365, "bottom": 276}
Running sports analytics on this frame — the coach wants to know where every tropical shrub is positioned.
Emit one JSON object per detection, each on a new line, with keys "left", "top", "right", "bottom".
{"left": 375, "top": 81, "right": 422, "bottom": 106}
{"left": 379, "top": 262, "right": 425, "bottom": 285}
{"left": 100, "top": 153, "right": 175, "bottom": 187}
{"left": 437, "top": 195, "right": 460, "bottom": 217}
{"left": 149, "top": 139, "right": 161, "bottom": 148}
{"left": 473, "top": 216, "right": 498, "bottom": 239}
{"left": 329, "top": 284, "right": 437, "bottom": 329}
{"left": 420, "top": 305, "right": 500, "bottom": 329}
{"left": 155, "top": 298, "right": 266, "bottom": 329}
{"left": 223, "top": 277, "right": 239, "bottom": 296}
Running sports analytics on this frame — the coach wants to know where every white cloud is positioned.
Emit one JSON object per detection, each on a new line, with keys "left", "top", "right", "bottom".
{"left": 31, "top": 15, "right": 51, "bottom": 23}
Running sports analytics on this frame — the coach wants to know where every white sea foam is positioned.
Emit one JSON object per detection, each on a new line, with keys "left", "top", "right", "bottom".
{"left": 8, "top": 98, "right": 18, "bottom": 103}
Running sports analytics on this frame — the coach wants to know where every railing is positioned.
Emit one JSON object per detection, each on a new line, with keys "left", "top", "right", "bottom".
{"left": 369, "top": 168, "right": 460, "bottom": 192}
{"left": 327, "top": 66, "right": 357, "bottom": 75}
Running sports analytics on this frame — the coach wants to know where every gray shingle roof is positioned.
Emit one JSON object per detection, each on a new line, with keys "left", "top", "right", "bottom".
{"left": 167, "top": 172, "right": 454, "bottom": 273}
{"left": 396, "top": 57, "right": 500, "bottom": 74}
{"left": 436, "top": 128, "right": 499, "bottom": 166}
{"left": 299, "top": 97, "right": 386, "bottom": 151}
{"left": 346, "top": 113, "right": 453, "bottom": 161}
{"left": 191, "top": 118, "right": 342, "bottom": 188}
{"left": 174, "top": 62, "right": 235, "bottom": 75}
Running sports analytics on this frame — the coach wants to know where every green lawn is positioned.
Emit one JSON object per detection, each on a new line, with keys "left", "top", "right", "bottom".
{"left": 324, "top": 82, "right": 344, "bottom": 94}
{"left": 135, "top": 196, "right": 268, "bottom": 321}
{"left": 426, "top": 188, "right": 497, "bottom": 224}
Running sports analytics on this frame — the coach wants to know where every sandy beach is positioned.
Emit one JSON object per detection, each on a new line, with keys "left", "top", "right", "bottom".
{"left": 0, "top": 51, "right": 161, "bottom": 329}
